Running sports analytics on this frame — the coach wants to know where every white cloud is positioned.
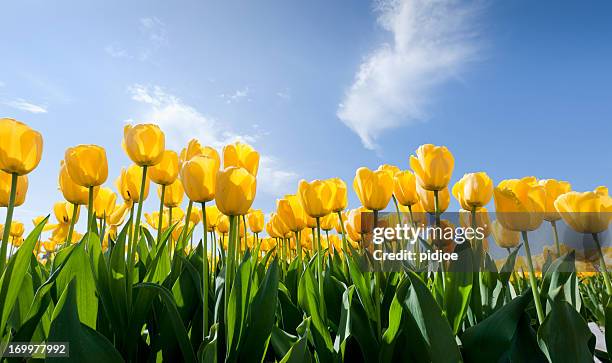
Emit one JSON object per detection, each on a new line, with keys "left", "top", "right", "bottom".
{"left": 140, "top": 17, "right": 168, "bottom": 46}
{"left": 276, "top": 89, "right": 291, "bottom": 100}
{"left": 337, "top": 0, "right": 481, "bottom": 149}
{"left": 127, "top": 84, "right": 297, "bottom": 194}
{"left": 105, "top": 44, "right": 132, "bottom": 59}
{"left": 2, "top": 99, "right": 48, "bottom": 114}
{"left": 105, "top": 17, "right": 168, "bottom": 61}
{"left": 220, "top": 87, "right": 250, "bottom": 104}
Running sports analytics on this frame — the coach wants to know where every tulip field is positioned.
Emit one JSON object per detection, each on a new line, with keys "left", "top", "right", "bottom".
{"left": 1, "top": 118, "right": 612, "bottom": 362}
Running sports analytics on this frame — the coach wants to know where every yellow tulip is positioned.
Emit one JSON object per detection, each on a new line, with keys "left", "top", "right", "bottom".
{"left": 64, "top": 145, "right": 108, "bottom": 187}
{"left": 271, "top": 213, "right": 290, "bottom": 237}
{"left": 149, "top": 150, "right": 179, "bottom": 185}
{"left": 58, "top": 161, "right": 89, "bottom": 205}
{"left": 493, "top": 178, "right": 546, "bottom": 232}
{"left": 452, "top": 172, "right": 494, "bottom": 211}
{"left": 353, "top": 167, "right": 394, "bottom": 211}
{"left": 377, "top": 164, "right": 401, "bottom": 179}
{"left": 248, "top": 209, "right": 265, "bottom": 233}
{"left": 107, "top": 202, "right": 132, "bottom": 227}
{"left": 595, "top": 186, "right": 608, "bottom": 197}
{"left": 54, "top": 202, "right": 80, "bottom": 224}
{"left": 409, "top": 144, "right": 454, "bottom": 191}
{"left": 554, "top": 191, "right": 612, "bottom": 234}
{"left": 334, "top": 212, "right": 346, "bottom": 234}
{"left": 116, "top": 164, "right": 150, "bottom": 203}
{"left": 123, "top": 123, "right": 165, "bottom": 166}
{"left": 222, "top": 141, "right": 259, "bottom": 176}
{"left": 180, "top": 155, "right": 219, "bottom": 203}
{"left": 416, "top": 184, "right": 450, "bottom": 214}
{"left": 205, "top": 205, "right": 221, "bottom": 230}
{"left": 329, "top": 178, "right": 348, "bottom": 212}
{"left": 538, "top": 179, "right": 571, "bottom": 221}
{"left": 92, "top": 187, "right": 116, "bottom": 219}
{"left": 298, "top": 179, "right": 333, "bottom": 218}
{"left": 491, "top": 220, "right": 520, "bottom": 249}
{"left": 1, "top": 171, "right": 28, "bottom": 207}
{"left": 32, "top": 216, "right": 56, "bottom": 232}
{"left": 459, "top": 207, "right": 491, "bottom": 238}
{"left": 160, "top": 179, "right": 184, "bottom": 208}
{"left": 345, "top": 206, "right": 370, "bottom": 238}
{"left": 179, "top": 139, "right": 220, "bottom": 166}
{"left": 8, "top": 221, "right": 24, "bottom": 238}
{"left": 277, "top": 195, "right": 306, "bottom": 232}
{"left": 0, "top": 118, "right": 43, "bottom": 175}
{"left": 216, "top": 214, "right": 230, "bottom": 234}
{"left": 215, "top": 167, "right": 257, "bottom": 216}
{"left": 42, "top": 240, "right": 57, "bottom": 253}
{"left": 393, "top": 170, "right": 419, "bottom": 207}
{"left": 189, "top": 208, "right": 202, "bottom": 225}
{"left": 319, "top": 213, "right": 335, "bottom": 231}
{"left": 145, "top": 211, "right": 169, "bottom": 231}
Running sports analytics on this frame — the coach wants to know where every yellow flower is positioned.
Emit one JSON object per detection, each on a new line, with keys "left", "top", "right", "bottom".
{"left": 377, "top": 164, "right": 401, "bottom": 179}
{"left": 205, "top": 205, "right": 221, "bottom": 230}
{"left": 493, "top": 178, "right": 546, "bottom": 231}
{"left": 215, "top": 167, "right": 257, "bottom": 216}
{"left": 180, "top": 155, "right": 219, "bottom": 203}
{"left": 42, "top": 239, "right": 57, "bottom": 253}
{"left": 277, "top": 194, "right": 306, "bottom": 232}
{"left": 0, "top": 118, "right": 43, "bottom": 175}
{"left": 538, "top": 179, "right": 571, "bottom": 221}
{"left": 222, "top": 141, "right": 260, "bottom": 176}
{"left": 319, "top": 213, "right": 335, "bottom": 231}
{"left": 595, "top": 186, "right": 608, "bottom": 197}
{"left": 409, "top": 144, "right": 454, "bottom": 191}
{"left": 123, "top": 123, "right": 165, "bottom": 166}
{"left": 459, "top": 207, "right": 491, "bottom": 238}
{"left": 32, "top": 216, "right": 56, "bottom": 232}
{"left": 353, "top": 167, "right": 394, "bottom": 211}
{"left": 54, "top": 201, "right": 80, "bottom": 224}
{"left": 328, "top": 178, "right": 348, "bottom": 212}
{"left": 149, "top": 150, "right": 179, "bottom": 185}
{"left": 189, "top": 208, "right": 202, "bottom": 225}
{"left": 116, "top": 164, "right": 150, "bottom": 203}
{"left": 270, "top": 213, "right": 290, "bottom": 237}
{"left": 298, "top": 179, "right": 333, "bottom": 218}
{"left": 554, "top": 191, "right": 612, "bottom": 234}
{"left": 1, "top": 171, "right": 28, "bottom": 207}
{"left": 216, "top": 214, "right": 230, "bottom": 234}
{"left": 58, "top": 160, "right": 89, "bottom": 205}
{"left": 452, "top": 172, "right": 494, "bottom": 211}
{"left": 393, "top": 170, "right": 419, "bottom": 207}
{"left": 179, "top": 139, "right": 220, "bottom": 166}
{"left": 64, "top": 145, "right": 108, "bottom": 187}
{"left": 248, "top": 209, "right": 265, "bottom": 233}
{"left": 491, "top": 220, "right": 520, "bottom": 249}
{"left": 160, "top": 179, "right": 184, "bottom": 208}
{"left": 416, "top": 184, "right": 450, "bottom": 214}
{"left": 334, "top": 212, "right": 346, "bottom": 234}
{"left": 8, "top": 221, "right": 24, "bottom": 238}
{"left": 107, "top": 202, "right": 132, "bottom": 227}
{"left": 145, "top": 211, "right": 169, "bottom": 231}
{"left": 92, "top": 187, "right": 116, "bottom": 219}
{"left": 345, "top": 206, "right": 370, "bottom": 238}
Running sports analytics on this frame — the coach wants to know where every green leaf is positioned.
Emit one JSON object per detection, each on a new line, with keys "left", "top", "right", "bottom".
{"left": 444, "top": 242, "right": 473, "bottom": 334}
{"left": 226, "top": 257, "right": 253, "bottom": 362}
{"left": 47, "top": 278, "right": 123, "bottom": 363}
{"left": 279, "top": 335, "right": 311, "bottom": 363}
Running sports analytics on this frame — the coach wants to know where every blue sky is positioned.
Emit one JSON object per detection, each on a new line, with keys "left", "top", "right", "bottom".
{"left": 1, "top": 0, "right": 611, "bottom": 234}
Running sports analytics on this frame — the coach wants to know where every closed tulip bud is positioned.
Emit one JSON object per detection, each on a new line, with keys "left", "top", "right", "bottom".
{"left": 1, "top": 171, "right": 28, "bottom": 207}
{"left": 493, "top": 178, "right": 546, "bottom": 232}
{"left": 215, "top": 167, "right": 257, "bottom": 216}
{"left": 554, "top": 191, "right": 612, "bottom": 234}
{"left": 298, "top": 179, "right": 333, "bottom": 218}
{"left": 116, "top": 164, "right": 150, "bottom": 203}
{"left": 345, "top": 206, "right": 370, "bottom": 237}
{"left": 58, "top": 161, "right": 89, "bottom": 205}
{"left": 345, "top": 222, "right": 361, "bottom": 243}
{"left": 538, "top": 179, "right": 571, "bottom": 222}
{"left": 271, "top": 213, "right": 290, "bottom": 237}
{"left": 64, "top": 145, "right": 108, "bottom": 187}
{"left": 180, "top": 155, "right": 219, "bottom": 203}
{"left": 216, "top": 214, "right": 230, "bottom": 234}
{"left": 393, "top": 170, "right": 419, "bottom": 207}
{"left": 329, "top": 178, "right": 348, "bottom": 212}
{"left": 452, "top": 172, "right": 494, "bottom": 211}
{"left": 416, "top": 184, "right": 450, "bottom": 214}
{"left": 160, "top": 179, "right": 184, "bottom": 208}
{"left": 248, "top": 209, "right": 265, "bottom": 233}
{"left": 205, "top": 205, "right": 221, "bottom": 230}
{"left": 491, "top": 220, "right": 520, "bottom": 249}
{"left": 409, "top": 144, "right": 454, "bottom": 191}
{"left": 0, "top": 118, "right": 43, "bottom": 175}
{"left": 353, "top": 167, "right": 394, "bottom": 211}
{"left": 377, "top": 164, "right": 401, "bottom": 179}
{"left": 189, "top": 208, "right": 202, "bottom": 225}
{"left": 91, "top": 187, "right": 116, "bottom": 220}
{"left": 123, "top": 123, "right": 165, "bottom": 166}
{"left": 223, "top": 142, "right": 260, "bottom": 176}
{"left": 459, "top": 207, "right": 491, "bottom": 238}
{"left": 179, "top": 139, "right": 220, "bottom": 166}
{"left": 149, "top": 150, "right": 179, "bottom": 185}
{"left": 54, "top": 202, "right": 80, "bottom": 225}
{"left": 334, "top": 212, "right": 346, "bottom": 234}
{"left": 9, "top": 221, "right": 24, "bottom": 238}
{"left": 306, "top": 214, "right": 317, "bottom": 229}
{"left": 277, "top": 194, "right": 307, "bottom": 232}
{"left": 319, "top": 213, "right": 335, "bottom": 231}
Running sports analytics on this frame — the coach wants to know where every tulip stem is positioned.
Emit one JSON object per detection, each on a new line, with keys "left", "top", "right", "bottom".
{"left": 550, "top": 220, "right": 561, "bottom": 258}
{"left": 521, "top": 231, "right": 545, "bottom": 324}
{"left": 315, "top": 217, "right": 326, "bottom": 316}
{"left": 0, "top": 173, "right": 18, "bottom": 272}
{"left": 87, "top": 186, "right": 94, "bottom": 234}
{"left": 132, "top": 165, "right": 148, "bottom": 250}
{"left": 200, "top": 202, "right": 209, "bottom": 339}
{"left": 295, "top": 231, "right": 302, "bottom": 267}
{"left": 180, "top": 200, "right": 194, "bottom": 254}
{"left": 593, "top": 233, "right": 612, "bottom": 295}
{"left": 225, "top": 215, "right": 238, "bottom": 348}
{"left": 157, "top": 185, "right": 166, "bottom": 246}
{"left": 65, "top": 203, "right": 78, "bottom": 248}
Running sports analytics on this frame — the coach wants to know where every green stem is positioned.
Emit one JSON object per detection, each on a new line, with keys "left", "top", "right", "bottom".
{"left": 132, "top": 165, "right": 148, "bottom": 250}
{"left": 551, "top": 220, "right": 561, "bottom": 258}
{"left": 225, "top": 215, "right": 237, "bottom": 347}
{"left": 157, "top": 184, "right": 166, "bottom": 245}
{"left": 180, "top": 201, "right": 194, "bottom": 254}
{"left": 201, "top": 202, "right": 209, "bottom": 339}
{"left": 521, "top": 231, "right": 545, "bottom": 324}
{"left": 0, "top": 173, "right": 18, "bottom": 272}
{"left": 593, "top": 233, "right": 612, "bottom": 295}
{"left": 65, "top": 203, "right": 78, "bottom": 248}
{"left": 316, "top": 217, "right": 326, "bottom": 315}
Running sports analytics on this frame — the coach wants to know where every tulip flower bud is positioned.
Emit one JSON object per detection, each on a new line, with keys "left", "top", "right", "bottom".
{"left": 64, "top": 145, "right": 108, "bottom": 187}
{"left": 416, "top": 184, "right": 450, "bottom": 214}
{"left": 123, "top": 124, "right": 165, "bottom": 166}
{"left": 149, "top": 150, "right": 179, "bottom": 186}
{"left": 319, "top": 213, "right": 335, "bottom": 231}
{"left": 329, "top": 178, "right": 348, "bottom": 212}
{"left": 554, "top": 191, "right": 612, "bottom": 234}
{"left": 452, "top": 172, "right": 494, "bottom": 211}
{"left": 116, "top": 164, "right": 150, "bottom": 203}
{"left": 393, "top": 170, "right": 419, "bottom": 207}
{"left": 179, "top": 139, "right": 220, "bottom": 166}
{"left": 160, "top": 179, "right": 184, "bottom": 208}
{"left": 491, "top": 220, "right": 520, "bottom": 248}
{"left": 180, "top": 155, "right": 219, "bottom": 203}
{"left": 92, "top": 187, "right": 117, "bottom": 220}
{"left": 493, "top": 178, "right": 545, "bottom": 232}
{"left": 58, "top": 161, "right": 89, "bottom": 205}
{"left": 409, "top": 144, "right": 454, "bottom": 191}
{"left": 353, "top": 167, "right": 394, "bottom": 211}
{"left": 298, "top": 179, "right": 333, "bottom": 218}
{"left": 1, "top": 171, "right": 28, "bottom": 207}
{"left": 8, "top": 221, "right": 24, "bottom": 238}
{"left": 277, "top": 195, "right": 306, "bottom": 232}
{"left": 377, "top": 164, "right": 400, "bottom": 179}
{"left": 54, "top": 201, "right": 80, "bottom": 225}
{"left": 205, "top": 205, "right": 221, "bottom": 230}
{"left": 0, "top": 118, "right": 43, "bottom": 175}
{"left": 248, "top": 209, "right": 265, "bottom": 233}
{"left": 216, "top": 214, "right": 230, "bottom": 234}
{"left": 222, "top": 141, "right": 260, "bottom": 176}
{"left": 215, "top": 166, "right": 257, "bottom": 216}
{"left": 538, "top": 179, "right": 571, "bottom": 222}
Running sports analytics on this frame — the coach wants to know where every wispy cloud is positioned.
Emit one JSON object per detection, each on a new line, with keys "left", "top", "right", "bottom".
{"left": 105, "top": 44, "right": 132, "bottom": 59}
{"left": 337, "top": 0, "right": 481, "bottom": 150}
{"left": 128, "top": 84, "right": 297, "bottom": 194}
{"left": 2, "top": 98, "right": 48, "bottom": 114}
{"left": 105, "top": 17, "right": 168, "bottom": 62}
{"left": 220, "top": 87, "right": 250, "bottom": 104}
{"left": 276, "top": 89, "right": 291, "bottom": 100}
